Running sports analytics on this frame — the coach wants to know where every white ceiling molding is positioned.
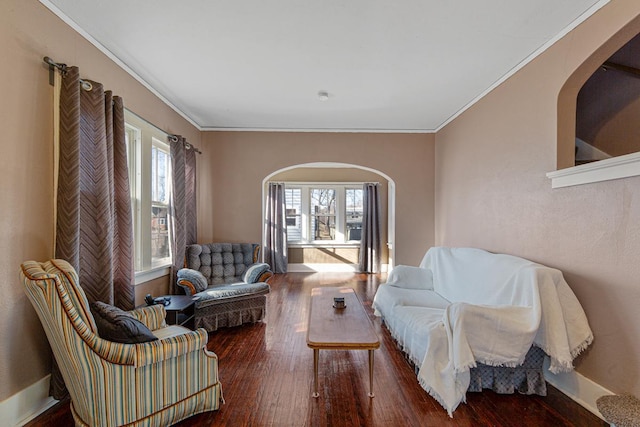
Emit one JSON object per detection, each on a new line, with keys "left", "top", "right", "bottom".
{"left": 435, "top": 0, "right": 610, "bottom": 133}
{"left": 39, "top": 0, "right": 202, "bottom": 131}
{"left": 41, "top": 0, "right": 610, "bottom": 133}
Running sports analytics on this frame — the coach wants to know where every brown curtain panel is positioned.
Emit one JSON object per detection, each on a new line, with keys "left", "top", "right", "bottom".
{"left": 264, "top": 182, "right": 288, "bottom": 273}
{"left": 359, "top": 183, "right": 381, "bottom": 273}
{"left": 170, "top": 136, "right": 197, "bottom": 292}
{"left": 54, "top": 66, "right": 134, "bottom": 398}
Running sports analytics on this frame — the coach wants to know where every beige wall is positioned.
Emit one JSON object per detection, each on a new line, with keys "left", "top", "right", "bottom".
{"left": 198, "top": 132, "right": 435, "bottom": 267}
{"left": 0, "top": 0, "right": 200, "bottom": 401}
{"left": 134, "top": 276, "right": 170, "bottom": 305}
{"left": 271, "top": 167, "right": 384, "bottom": 182}
{"left": 436, "top": 0, "right": 640, "bottom": 396}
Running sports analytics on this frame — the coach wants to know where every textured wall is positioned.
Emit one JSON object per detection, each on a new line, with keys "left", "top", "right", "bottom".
{"left": 436, "top": 0, "right": 640, "bottom": 395}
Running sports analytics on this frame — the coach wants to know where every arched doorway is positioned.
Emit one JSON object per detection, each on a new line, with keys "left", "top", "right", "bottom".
{"left": 262, "top": 162, "right": 396, "bottom": 272}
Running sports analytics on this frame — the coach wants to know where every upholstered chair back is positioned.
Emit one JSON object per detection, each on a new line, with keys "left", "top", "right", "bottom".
{"left": 21, "top": 259, "right": 120, "bottom": 424}
{"left": 185, "top": 243, "right": 260, "bottom": 285}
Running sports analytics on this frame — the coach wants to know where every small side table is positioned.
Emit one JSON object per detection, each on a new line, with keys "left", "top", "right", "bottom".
{"left": 162, "top": 295, "right": 197, "bottom": 329}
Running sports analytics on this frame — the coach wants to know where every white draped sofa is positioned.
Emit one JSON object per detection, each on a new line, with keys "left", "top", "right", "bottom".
{"left": 373, "top": 247, "right": 593, "bottom": 416}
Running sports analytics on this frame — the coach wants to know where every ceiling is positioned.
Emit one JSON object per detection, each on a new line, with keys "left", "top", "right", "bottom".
{"left": 43, "top": 0, "right": 608, "bottom": 132}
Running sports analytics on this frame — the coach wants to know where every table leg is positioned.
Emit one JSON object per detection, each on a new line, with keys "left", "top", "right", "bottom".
{"left": 368, "top": 349, "right": 375, "bottom": 398}
{"left": 312, "top": 349, "right": 320, "bottom": 398}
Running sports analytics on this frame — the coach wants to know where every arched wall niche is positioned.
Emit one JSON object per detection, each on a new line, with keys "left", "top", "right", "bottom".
{"left": 557, "top": 14, "right": 640, "bottom": 170}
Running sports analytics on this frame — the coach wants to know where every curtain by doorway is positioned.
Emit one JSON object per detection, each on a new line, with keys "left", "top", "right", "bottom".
{"left": 170, "top": 135, "right": 197, "bottom": 292}
{"left": 265, "top": 182, "right": 288, "bottom": 273}
{"left": 359, "top": 183, "right": 381, "bottom": 273}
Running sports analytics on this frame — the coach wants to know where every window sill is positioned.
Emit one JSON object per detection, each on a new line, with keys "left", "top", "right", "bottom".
{"left": 546, "top": 151, "right": 640, "bottom": 188}
{"left": 134, "top": 265, "right": 171, "bottom": 285}
{"left": 288, "top": 243, "right": 361, "bottom": 249}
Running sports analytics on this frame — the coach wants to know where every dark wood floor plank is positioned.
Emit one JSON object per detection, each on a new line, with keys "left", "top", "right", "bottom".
{"left": 26, "top": 272, "right": 606, "bottom": 427}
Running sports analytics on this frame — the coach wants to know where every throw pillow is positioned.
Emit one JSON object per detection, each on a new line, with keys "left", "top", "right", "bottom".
{"left": 386, "top": 265, "right": 434, "bottom": 290}
{"left": 242, "top": 263, "right": 270, "bottom": 283}
{"left": 90, "top": 301, "right": 158, "bottom": 344}
{"left": 177, "top": 268, "right": 208, "bottom": 293}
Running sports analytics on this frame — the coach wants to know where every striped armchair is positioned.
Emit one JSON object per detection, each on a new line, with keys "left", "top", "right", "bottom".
{"left": 20, "top": 259, "right": 223, "bottom": 427}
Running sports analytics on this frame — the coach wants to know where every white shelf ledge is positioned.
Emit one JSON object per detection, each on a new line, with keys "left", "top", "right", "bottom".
{"left": 547, "top": 151, "right": 640, "bottom": 188}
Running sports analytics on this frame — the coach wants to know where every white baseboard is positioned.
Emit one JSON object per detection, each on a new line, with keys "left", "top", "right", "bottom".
{"left": 544, "top": 362, "right": 613, "bottom": 423}
{"left": 0, "top": 375, "right": 57, "bottom": 427}
{"left": 287, "top": 263, "right": 389, "bottom": 273}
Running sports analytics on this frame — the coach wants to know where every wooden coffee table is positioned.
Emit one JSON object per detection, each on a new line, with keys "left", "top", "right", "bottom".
{"left": 306, "top": 287, "right": 380, "bottom": 398}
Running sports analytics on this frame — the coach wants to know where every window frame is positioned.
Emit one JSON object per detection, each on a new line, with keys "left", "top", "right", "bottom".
{"left": 309, "top": 187, "right": 337, "bottom": 242}
{"left": 284, "top": 182, "right": 364, "bottom": 246}
{"left": 124, "top": 110, "right": 173, "bottom": 279}
{"left": 150, "top": 140, "right": 171, "bottom": 267}
{"left": 284, "top": 187, "right": 303, "bottom": 242}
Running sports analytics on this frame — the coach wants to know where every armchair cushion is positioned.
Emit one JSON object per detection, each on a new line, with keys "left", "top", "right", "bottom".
{"left": 90, "top": 301, "right": 158, "bottom": 344}
{"left": 178, "top": 268, "right": 209, "bottom": 293}
{"left": 199, "top": 282, "right": 270, "bottom": 301}
{"left": 242, "top": 263, "right": 271, "bottom": 283}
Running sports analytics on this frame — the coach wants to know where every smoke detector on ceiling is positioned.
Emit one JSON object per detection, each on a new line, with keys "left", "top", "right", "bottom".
{"left": 317, "top": 91, "right": 329, "bottom": 101}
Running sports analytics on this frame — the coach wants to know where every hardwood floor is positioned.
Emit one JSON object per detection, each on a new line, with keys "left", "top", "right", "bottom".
{"left": 27, "top": 272, "right": 606, "bottom": 427}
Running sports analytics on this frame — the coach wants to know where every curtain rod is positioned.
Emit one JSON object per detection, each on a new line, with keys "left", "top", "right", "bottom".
{"left": 168, "top": 135, "right": 202, "bottom": 154}
{"left": 45, "top": 57, "right": 200, "bottom": 154}
{"left": 43, "top": 56, "right": 93, "bottom": 91}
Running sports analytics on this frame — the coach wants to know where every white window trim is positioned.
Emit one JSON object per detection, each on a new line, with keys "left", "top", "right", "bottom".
{"left": 134, "top": 266, "right": 171, "bottom": 286}
{"left": 125, "top": 110, "right": 172, "bottom": 279}
{"left": 285, "top": 182, "right": 364, "bottom": 246}
{"left": 150, "top": 138, "right": 172, "bottom": 269}
{"left": 547, "top": 151, "right": 640, "bottom": 188}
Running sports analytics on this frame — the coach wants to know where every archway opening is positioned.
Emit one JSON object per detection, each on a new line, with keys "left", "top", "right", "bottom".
{"left": 262, "top": 162, "right": 396, "bottom": 272}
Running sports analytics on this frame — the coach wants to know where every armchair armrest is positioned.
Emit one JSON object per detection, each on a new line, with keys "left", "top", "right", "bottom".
{"left": 134, "top": 328, "right": 211, "bottom": 367}
{"left": 177, "top": 278, "right": 197, "bottom": 296}
{"left": 258, "top": 270, "right": 273, "bottom": 283}
{"left": 82, "top": 326, "right": 210, "bottom": 367}
{"left": 127, "top": 304, "right": 166, "bottom": 330}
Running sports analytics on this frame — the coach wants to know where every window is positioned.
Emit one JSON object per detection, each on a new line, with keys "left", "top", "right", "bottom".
{"left": 284, "top": 184, "right": 363, "bottom": 244}
{"left": 310, "top": 188, "right": 336, "bottom": 240}
{"left": 285, "top": 188, "right": 302, "bottom": 241}
{"left": 151, "top": 144, "right": 170, "bottom": 261}
{"left": 125, "top": 110, "right": 172, "bottom": 274}
{"left": 345, "top": 188, "right": 363, "bottom": 241}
